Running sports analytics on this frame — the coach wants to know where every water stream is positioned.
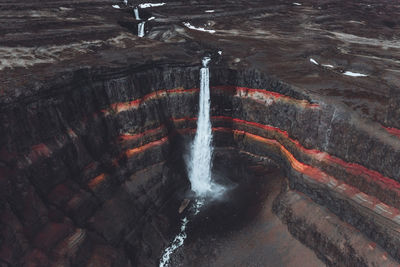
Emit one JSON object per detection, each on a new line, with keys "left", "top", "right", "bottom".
{"left": 134, "top": 7, "right": 140, "bottom": 20}
{"left": 138, "top": 22, "right": 145, "bottom": 37}
{"left": 159, "top": 57, "right": 214, "bottom": 267}
{"left": 188, "top": 56, "right": 213, "bottom": 196}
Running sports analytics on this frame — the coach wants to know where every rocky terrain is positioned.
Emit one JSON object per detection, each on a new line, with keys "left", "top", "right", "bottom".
{"left": 1, "top": 0, "right": 400, "bottom": 266}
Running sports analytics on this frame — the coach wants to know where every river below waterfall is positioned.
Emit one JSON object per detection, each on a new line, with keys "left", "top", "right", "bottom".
{"left": 166, "top": 151, "right": 325, "bottom": 267}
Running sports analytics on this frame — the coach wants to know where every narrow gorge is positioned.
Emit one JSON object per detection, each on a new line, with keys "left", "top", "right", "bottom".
{"left": 1, "top": 1, "right": 400, "bottom": 266}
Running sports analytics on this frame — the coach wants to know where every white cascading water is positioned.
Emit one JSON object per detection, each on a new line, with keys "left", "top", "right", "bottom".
{"left": 159, "top": 217, "right": 188, "bottom": 267}
{"left": 159, "top": 199, "right": 204, "bottom": 267}
{"left": 158, "top": 57, "right": 213, "bottom": 267}
{"left": 138, "top": 22, "right": 145, "bottom": 37}
{"left": 134, "top": 7, "right": 140, "bottom": 20}
{"left": 188, "top": 56, "right": 213, "bottom": 196}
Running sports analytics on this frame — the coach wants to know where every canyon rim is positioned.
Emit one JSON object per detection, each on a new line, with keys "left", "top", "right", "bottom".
{"left": 1, "top": 0, "right": 400, "bottom": 266}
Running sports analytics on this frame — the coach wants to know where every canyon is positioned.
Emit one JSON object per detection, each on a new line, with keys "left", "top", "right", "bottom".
{"left": 1, "top": 0, "right": 400, "bottom": 266}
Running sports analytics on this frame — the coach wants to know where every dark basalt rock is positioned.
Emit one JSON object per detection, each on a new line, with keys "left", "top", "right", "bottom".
{"left": 1, "top": 0, "right": 400, "bottom": 266}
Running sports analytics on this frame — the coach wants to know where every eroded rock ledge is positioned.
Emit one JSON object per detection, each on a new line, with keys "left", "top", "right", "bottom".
{"left": 1, "top": 63, "right": 400, "bottom": 266}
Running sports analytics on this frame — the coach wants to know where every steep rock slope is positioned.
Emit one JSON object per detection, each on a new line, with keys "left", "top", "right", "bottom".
{"left": 1, "top": 0, "right": 400, "bottom": 266}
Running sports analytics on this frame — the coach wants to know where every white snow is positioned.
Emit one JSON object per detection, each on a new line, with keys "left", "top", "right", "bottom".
{"left": 112, "top": 5, "right": 120, "bottom": 9}
{"left": 343, "top": 71, "right": 368, "bottom": 77}
{"left": 148, "top": 16, "right": 155, "bottom": 21}
{"left": 309, "top": 58, "right": 319, "bottom": 65}
{"left": 218, "top": 50, "right": 222, "bottom": 55}
{"left": 123, "top": 0, "right": 128, "bottom": 5}
{"left": 139, "top": 3, "right": 166, "bottom": 8}
{"left": 322, "top": 64, "right": 334, "bottom": 68}
{"left": 59, "top": 7, "right": 73, "bottom": 11}
{"left": 183, "top": 22, "right": 216, "bottom": 33}
{"left": 205, "top": 10, "right": 215, "bottom": 13}
{"left": 293, "top": 2, "right": 302, "bottom": 5}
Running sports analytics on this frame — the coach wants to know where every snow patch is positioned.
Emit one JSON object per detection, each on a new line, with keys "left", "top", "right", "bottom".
{"left": 139, "top": 3, "right": 166, "bottom": 8}
{"left": 183, "top": 22, "right": 216, "bottom": 33}
{"left": 310, "top": 58, "right": 319, "bottom": 65}
{"left": 218, "top": 50, "right": 222, "bottom": 55}
{"left": 343, "top": 71, "right": 368, "bottom": 77}
{"left": 322, "top": 64, "right": 334, "bottom": 68}
{"left": 148, "top": 16, "right": 155, "bottom": 21}
{"left": 293, "top": 2, "right": 302, "bottom": 5}
{"left": 112, "top": 5, "right": 120, "bottom": 9}
{"left": 59, "top": 7, "right": 73, "bottom": 11}
{"left": 205, "top": 10, "right": 215, "bottom": 13}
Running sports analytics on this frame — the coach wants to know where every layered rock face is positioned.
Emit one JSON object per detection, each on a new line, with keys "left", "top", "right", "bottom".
{"left": 2, "top": 64, "right": 400, "bottom": 266}
{"left": 1, "top": 66, "right": 200, "bottom": 266}
{"left": 2, "top": 0, "right": 400, "bottom": 266}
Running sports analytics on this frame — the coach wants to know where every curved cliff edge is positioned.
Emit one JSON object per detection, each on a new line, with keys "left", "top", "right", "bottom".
{"left": 1, "top": 0, "right": 400, "bottom": 266}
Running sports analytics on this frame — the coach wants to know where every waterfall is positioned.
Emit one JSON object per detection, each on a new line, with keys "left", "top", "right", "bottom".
{"left": 134, "top": 7, "right": 140, "bottom": 20}
{"left": 134, "top": 7, "right": 145, "bottom": 38}
{"left": 158, "top": 57, "right": 218, "bottom": 267}
{"left": 138, "top": 22, "right": 145, "bottom": 37}
{"left": 188, "top": 56, "right": 213, "bottom": 196}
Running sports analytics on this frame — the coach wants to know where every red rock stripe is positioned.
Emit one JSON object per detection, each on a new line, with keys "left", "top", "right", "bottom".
{"left": 120, "top": 126, "right": 400, "bottom": 220}
{"left": 234, "top": 129, "right": 329, "bottom": 183}
{"left": 230, "top": 129, "right": 400, "bottom": 220}
{"left": 102, "top": 86, "right": 318, "bottom": 115}
{"left": 212, "top": 116, "right": 400, "bottom": 191}
{"left": 23, "top": 86, "right": 319, "bottom": 165}
{"left": 212, "top": 116, "right": 326, "bottom": 156}
{"left": 102, "top": 88, "right": 198, "bottom": 114}
{"left": 125, "top": 136, "right": 169, "bottom": 158}
{"left": 88, "top": 173, "right": 106, "bottom": 189}
{"left": 118, "top": 125, "right": 166, "bottom": 143}
{"left": 383, "top": 126, "right": 400, "bottom": 139}
{"left": 118, "top": 116, "right": 400, "bottom": 193}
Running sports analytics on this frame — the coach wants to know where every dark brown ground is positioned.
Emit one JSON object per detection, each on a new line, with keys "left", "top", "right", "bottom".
{"left": 1, "top": 1, "right": 400, "bottom": 266}
{"left": 1, "top": 0, "right": 400, "bottom": 130}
